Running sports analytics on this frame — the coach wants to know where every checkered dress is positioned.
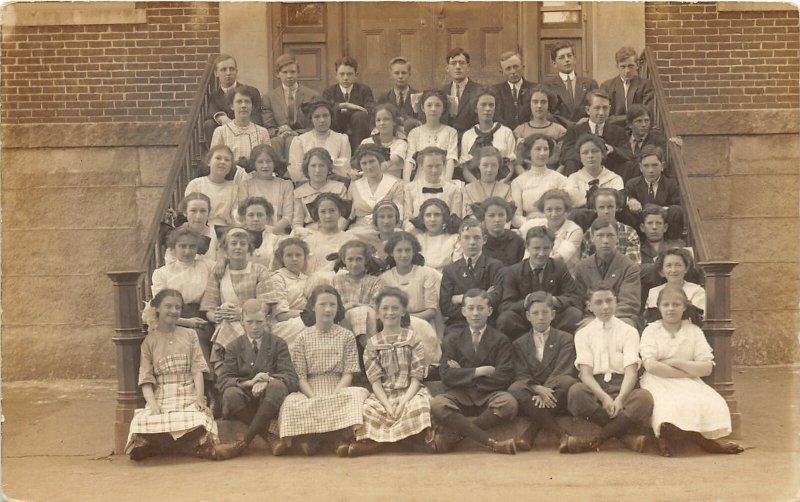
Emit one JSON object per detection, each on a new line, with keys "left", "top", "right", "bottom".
{"left": 125, "top": 327, "right": 218, "bottom": 453}
{"left": 275, "top": 324, "right": 369, "bottom": 438}
{"left": 332, "top": 274, "right": 383, "bottom": 336}
{"left": 355, "top": 329, "right": 432, "bottom": 442}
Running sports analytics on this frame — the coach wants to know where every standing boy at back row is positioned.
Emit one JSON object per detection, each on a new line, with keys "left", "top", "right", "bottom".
{"left": 323, "top": 56, "right": 375, "bottom": 151}
{"left": 439, "top": 48, "right": 482, "bottom": 136}
{"left": 377, "top": 56, "right": 421, "bottom": 134}
{"left": 492, "top": 51, "right": 536, "bottom": 131}
{"left": 600, "top": 46, "right": 654, "bottom": 128}
{"left": 541, "top": 41, "right": 598, "bottom": 128}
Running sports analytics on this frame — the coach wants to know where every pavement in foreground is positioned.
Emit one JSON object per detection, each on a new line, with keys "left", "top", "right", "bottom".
{"left": 1, "top": 365, "right": 798, "bottom": 502}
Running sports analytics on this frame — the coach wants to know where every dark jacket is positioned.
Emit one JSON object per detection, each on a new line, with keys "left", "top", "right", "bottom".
{"left": 491, "top": 79, "right": 537, "bottom": 130}
{"left": 322, "top": 82, "right": 376, "bottom": 114}
{"left": 440, "top": 253, "right": 505, "bottom": 324}
{"left": 624, "top": 175, "right": 682, "bottom": 208}
{"left": 216, "top": 332, "right": 299, "bottom": 395}
{"left": 440, "top": 325, "right": 515, "bottom": 399}
{"left": 600, "top": 75, "right": 655, "bottom": 127}
{"left": 483, "top": 229, "right": 525, "bottom": 267}
{"left": 541, "top": 74, "right": 599, "bottom": 126}
{"left": 512, "top": 327, "right": 577, "bottom": 385}
{"left": 439, "top": 78, "right": 483, "bottom": 134}
{"left": 377, "top": 86, "right": 420, "bottom": 119}
{"left": 499, "top": 257, "right": 583, "bottom": 315}
{"left": 207, "top": 82, "right": 265, "bottom": 127}
{"left": 560, "top": 121, "right": 635, "bottom": 178}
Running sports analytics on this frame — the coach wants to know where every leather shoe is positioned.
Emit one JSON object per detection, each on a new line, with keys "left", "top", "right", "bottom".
{"left": 560, "top": 435, "right": 596, "bottom": 454}
{"left": 214, "top": 440, "right": 246, "bottom": 460}
{"left": 487, "top": 438, "right": 517, "bottom": 455}
{"left": 299, "top": 438, "right": 321, "bottom": 456}
{"left": 348, "top": 440, "right": 383, "bottom": 457}
{"left": 621, "top": 433, "right": 649, "bottom": 453}
{"left": 260, "top": 432, "right": 289, "bottom": 456}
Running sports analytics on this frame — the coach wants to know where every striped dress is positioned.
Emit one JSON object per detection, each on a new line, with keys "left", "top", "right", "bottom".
{"left": 275, "top": 324, "right": 369, "bottom": 438}
{"left": 355, "top": 329, "right": 432, "bottom": 442}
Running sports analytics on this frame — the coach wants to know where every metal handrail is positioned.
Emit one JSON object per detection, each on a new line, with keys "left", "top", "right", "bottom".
{"left": 639, "top": 47, "right": 711, "bottom": 262}
{"left": 136, "top": 57, "right": 217, "bottom": 302}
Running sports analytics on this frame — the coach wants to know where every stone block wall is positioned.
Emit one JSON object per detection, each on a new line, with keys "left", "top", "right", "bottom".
{"left": 645, "top": 2, "right": 800, "bottom": 111}
{"left": 0, "top": 2, "right": 220, "bottom": 124}
{"left": 1, "top": 124, "right": 180, "bottom": 379}
{"left": 674, "top": 110, "right": 800, "bottom": 365}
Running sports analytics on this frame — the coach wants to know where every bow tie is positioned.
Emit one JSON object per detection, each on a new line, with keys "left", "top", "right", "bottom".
{"left": 422, "top": 187, "right": 444, "bottom": 194}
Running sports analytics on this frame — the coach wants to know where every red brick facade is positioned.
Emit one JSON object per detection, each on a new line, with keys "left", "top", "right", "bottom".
{"left": 645, "top": 2, "right": 800, "bottom": 111}
{"left": 0, "top": 2, "right": 220, "bottom": 125}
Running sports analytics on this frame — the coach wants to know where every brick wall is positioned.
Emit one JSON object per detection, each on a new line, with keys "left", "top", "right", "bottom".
{"left": 0, "top": 2, "right": 220, "bottom": 125}
{"left": 645, "top": 2, "right": 800, "bottom": 111}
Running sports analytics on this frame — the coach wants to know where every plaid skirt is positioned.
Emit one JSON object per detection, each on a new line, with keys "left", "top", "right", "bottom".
{"left": 355, "top": 386, "right": 432, "bottom": 442}
{"left": 275, "top": 373, "right": 369, "bottom": 438}
{"left": 344, "top": 305, "right": 377, "bottom": 338}
{"left": 125, "top": 371, "right": 218, "bottom": 453}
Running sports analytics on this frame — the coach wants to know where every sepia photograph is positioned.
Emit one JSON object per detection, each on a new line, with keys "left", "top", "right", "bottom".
{"left": 0, "top": 1, "right": 798, "bottom": 500}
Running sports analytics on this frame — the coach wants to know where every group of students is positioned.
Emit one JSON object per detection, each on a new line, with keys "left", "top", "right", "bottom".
{"left": 124, "top": 42, "right": 743, "bottom": 462}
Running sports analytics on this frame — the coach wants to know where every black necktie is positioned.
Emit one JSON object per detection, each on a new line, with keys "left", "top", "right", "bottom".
{"left": 533, "top": 267, "right": 544, "bottom": 289}
{"left": 648, "top": 182, "right": 656, "bottom": 201}
{"left": 252, "top": 339, "right": 259, "bottom": 356}
{"left": 512, "top": 84, "right": 518, "bottom": 103}
{"left": 343, "top": 91, "right": 350, "bottom": 103}
{"left": 398, "top": 91, "right": 405, "bottom": 110}
{"left": 422, "top": 187, "right": 444, "bottom": 194}
{"left": 634, "top": 139, "right": 643, "bottom": 155}
{"left": 467, "top": 258, "right": 474, "bottom": 274}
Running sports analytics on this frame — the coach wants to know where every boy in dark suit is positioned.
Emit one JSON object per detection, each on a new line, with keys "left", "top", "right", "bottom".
{"left": 508, "top": 292, "right": 579, "bottom": 452}
{"left": 214, "top": 299, "right": 299, "bottom": 459}
{"left": 322, "top": 56, "right": 376, "bottom": 151}
{"left": 498, "top": 226, "right": 584, "bottom": 339}
{"left": 622, "top": 145, "right": 684, "bottom": 240}
{"left": 600, "top": 47, "right": 655, "bottom": 127}
{"left": 574, "top": 218, "right": 642, "bottom": 330}
{"left": 627, "top": 104, "right": 667, "bottom": 156}
{"left": 262, "top": 54, "right": 321, "bottom": 160}
{"left": 439, "top": 218, "right": 505, "bottom": 335}
{"left": 204, "top": 54, "right": 264, "bottom": 147}
{"left": 439, "top": 48, "right": 482, "bottom": 135}
{"left": 541, "top": 40, "right": 598, "bottom": 127}
{"left": 560, "top": 89, "right": 635, "bottom": 178}
{"left": 377, "top": 56, "right": 421, "bottom": 133}
{"left": 491, "top": 51, "right": 537, "bottom": 130}
{"left": 428, "top": 289, "right": 518, "bottom": 454}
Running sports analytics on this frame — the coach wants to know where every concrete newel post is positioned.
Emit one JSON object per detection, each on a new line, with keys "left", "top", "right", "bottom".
{"left": 699, "top": 260, "right": 741, "bottom": 439}
{"left": 107, "top": 270, "right": 146, "bottom": 454}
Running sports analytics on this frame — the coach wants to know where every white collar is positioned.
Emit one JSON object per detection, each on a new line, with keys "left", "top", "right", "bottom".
{"left": 588, "top": 120, "right": 604, "bottom": 133}
{"left": 465, "top": 252, "right": 482, "bottom": 264}
{"left": 221, "top": 81, "right": 238, "bottom": 93}
{"left": 339, "top": 84, "right": 353, "bottom": 95}
{"left": 508, "top": 80, "right": 522, "bottom": 89}
{"left": 559, "top": 72, "right": 575, "bottom": 82}
{"left": 452, "top": 78, "right": 469, "bottom": 89}
{"left": 282, "top": 83, "right": 298, "bottom": 93}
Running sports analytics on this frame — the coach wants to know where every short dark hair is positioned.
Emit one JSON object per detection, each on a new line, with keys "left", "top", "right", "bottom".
{"left": 575, "top": 133, "right": 608, "bottom": 161}
{"left": 525, "top": 225, "right": 555, "bottom": 245}
{"left": 524, "top": 291, "right": 555, "bottom": 311}
{"left": 549, "top": 41, "right": 575, "bottom": 61}
{"left": 213, "top": 53, "right": 237, "bottom": 69}
{"left": 528, "top": 85, "right": 555, "bottom": 112}
{"left": 615, "top": 46, "right": 638, "bottom": 64}
{"left": 536, "top": 188, "right": 572, "bottom": 213}
{"left": 472, "top": 87, "right": 498, "bottom": 111}
{"left": 626, "top": 103, "right": 651, "bottom": 124}
{"left": 274, "top": 237, "right": 309, "bottom": 269}
{"left": 237, "top": 196, "right": 275, "bottom": 221}
{"left": 585, "top": 88, "right": 611, "bottom": 107}
{"left": 463, "top": 288, "right": 490, "bottom": 302}
{"left": 389, "top": 56, "right": 411, "bottom": 72}
{"left": 458, "top": 217, "right": 485, "bottom": 236}
{"left": 226, "top": 84, "right": 260, "bottom": 108}
{"left": 446, "top": 48, "right": 470, "bottom": 64}
{"left": 301, "top": 285, "right": 346, "bottom": 326}
{"left": 593, "top": 187, "right": 622, "bottom": 210}
{"left": 590, "top": 217, "right": 617, "bottom": 233}
{"left": 274, "top": 53, "right": 299, "bottom": 74}
{"left": 416, "top": 145, "right": 448, "bottom": 167}
{"left": 637, "top": 144, "right": 666, "bottom": 165}
{"left": 587, "top": 283, "right": 617, "bottom": 300}
{"left": 334, "top": 56, "right": 359, "bottom": 72}
{"left": 641, "top": 204, "right": 668, "bottom": 222}
{"left": 166, "top": 226, "right": 202, "bottom": 250}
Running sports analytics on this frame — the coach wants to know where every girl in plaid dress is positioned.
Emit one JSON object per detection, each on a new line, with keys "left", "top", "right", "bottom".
{"left": 201, "top": 228, "right": 272, "bottom": 378}
{"left": 348, "top": 288, "right": 432, "bottom": 456}
{"left": 265, "top": 238, "right": 311, "bottom": 352}
{"left": 126, "top": 289, "right": 220, "bottom": 461}
{"left": 331, "top": 240, "right": 384, "bottom": 344}
{"left": 275, "top": 285, "right": 369, "bottom": 456}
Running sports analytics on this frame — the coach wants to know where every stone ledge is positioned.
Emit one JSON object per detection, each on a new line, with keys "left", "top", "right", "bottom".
{"left": 1, "top": 122, "right": 184, "bottom": 149}
{"left": 672, "top": 110, "right": 800, "bottom": 136}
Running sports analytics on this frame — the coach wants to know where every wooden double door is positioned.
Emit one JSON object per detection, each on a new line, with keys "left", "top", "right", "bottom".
{"left": 345, "top": 2, "right": 520, "bottom": 92}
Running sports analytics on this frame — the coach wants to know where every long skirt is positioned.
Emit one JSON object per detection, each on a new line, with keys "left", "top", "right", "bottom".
{"left": 355, "top": 386, "right": 432, "bottom": 442}
{"left": 275, "top": 373, "right": 369, "bottom": 438}
{"left": 640, "top": 372, "right": 732, "bottom": 439}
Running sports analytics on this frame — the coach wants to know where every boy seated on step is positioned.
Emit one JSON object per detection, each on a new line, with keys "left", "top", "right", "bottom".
{"left": 214, "top": 299, "right": 299, "bottom": 459}
{"left": 508, "top": 292, "right": 579, "bottom": 452}
{"left": 322, "top": 56, "right": 376, "bottom": 151}
{"left": 563, "top": 286, "right": 654, "bottom": 453}
{"left": 440, "top": 218, "right": 505, "bottom": 336}
{"left": 579, "top": 187, "right": 641, "bottom": 264}
{"left": 427, "top": 288, "right": 519, "bottom": 455}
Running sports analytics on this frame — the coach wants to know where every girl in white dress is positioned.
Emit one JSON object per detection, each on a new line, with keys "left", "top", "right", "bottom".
{"left": 639, "top": 285, "right": 743, "bottom": 457}
{"left": 459, "top": 89, "right": 516, "bottom": 183}
{"left": 165, "top": 193, "right": 218, "bottom": 265}
{"left": 347, "top": 143, "right": 404, "bottom": 236}
{"left": 360, "top": 103, "right": 409, "bottom": 179}
{"left": 409, "top": 198, "right": 462, "bottom": 272}
{"left": 380, "top": 231, "right": 444, "bottom": 370}
{"left": 404, "top": 90, "right": 458, "bottom": 181}
{"left": 236, "top": 196, "right": 283, "bottom": 271}
{"left": 288, "top": 100, "right": 352, "bottom": 181}
{"left": 237, "top": 144, "right": 294, "bottom": 234}
{"left": 645, "top": 247, "right": 706, "bottom": 325}
{"left": 185, "top": 145, "right": 239, "bottom": 227}
{"left": 511, "top": 134, "right": 567, "bottom": 232}
{"left": 266, "top": 238, "right": 311, "bottom": 352}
